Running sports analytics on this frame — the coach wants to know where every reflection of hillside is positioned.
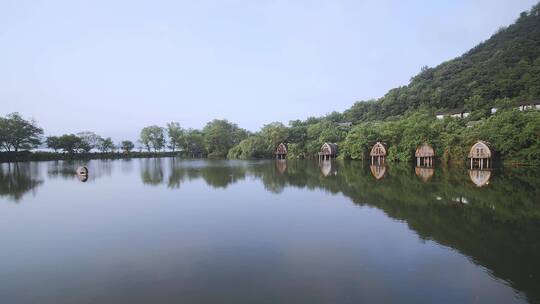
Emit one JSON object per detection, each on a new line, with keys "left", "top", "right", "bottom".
{"left": 263, "top": 162, "right": 540, "bottom": 304}
{"left": 0, "top": 163, "right": 43, "bottom": 202}
{"left": 155, "top": 159, "right": 540, "bottom": 303}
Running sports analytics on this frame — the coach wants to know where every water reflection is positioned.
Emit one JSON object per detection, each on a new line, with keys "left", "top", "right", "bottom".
{"left": 131, "top": 159, "right": 540, "bottom": 302}
{"left": 0, "top": 162, "right": 43, "bottom": 202}
{"left": 370, "top": 164, "right": 386, "bottom": 179}
{"left": 275, "top": 160, "right": 287, "bottom": 175}
{"left": 469, "top": 169, "right": 492, "bottom": 187}
{"left": 319, "top": 160, "right": 337, "bottom": 176}
{"left": 1, "top": 159, "right": 540, "bottom": 303}
{"left": 140, "top": 158, "right": 164, "bottom": 185}
{"left": 415, "top": 166, "right": 434, "bottom": 182}
{"left": 47, "top": 160, "right": 112, "bottom": 182}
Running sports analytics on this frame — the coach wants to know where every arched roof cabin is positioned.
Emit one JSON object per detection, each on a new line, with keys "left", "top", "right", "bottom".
{"left": 370, "top": 142, "right": 387, "bottom": 156}
{"left": 275, "top": 143, "right": 288, "bottom": 159}
{"left": 468, "top": 141, "right": 492, "bottom": 159}
{"left": 319, "top": 143, "right": 338, "bottom": 160}
{"left": 320, "top": 143, "right": 338, "bottom": 156}
{"left": 415, "top": 143, "right": 434, "bottom": 157}
{"left": 415, "top": 143, "right": 434, "bottom": 167}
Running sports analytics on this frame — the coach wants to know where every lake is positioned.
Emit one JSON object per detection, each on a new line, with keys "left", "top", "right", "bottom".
{"left": 0, "top": 158, "right": 539, "bottom": 304}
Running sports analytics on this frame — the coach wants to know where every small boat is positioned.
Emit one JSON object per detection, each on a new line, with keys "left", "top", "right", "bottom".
{"left": 76, "top": 166, "right": 89, "bottom": 176}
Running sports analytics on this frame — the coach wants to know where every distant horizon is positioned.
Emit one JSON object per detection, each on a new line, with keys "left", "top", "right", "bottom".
{"left": 2, "top": 0, "right": 538, "bottom": 142}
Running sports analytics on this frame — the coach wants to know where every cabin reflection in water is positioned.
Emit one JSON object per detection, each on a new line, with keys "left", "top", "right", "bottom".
{"left": 319, "top": 160, "right": 337, "bottom": 176}
{"left": 275, "top": 160, "right": 287, "bottom": 175}
{"left": 415, "top": 167, "right": 434, "bottom": 182}
{"left": 469, "top": 169, "right": 492, "bottom": 187}
{"left": 370, "top": 165, "right": 386, "bottom": 180}
{"left": 77, "top": 174, "right": 89, "bottom": 182}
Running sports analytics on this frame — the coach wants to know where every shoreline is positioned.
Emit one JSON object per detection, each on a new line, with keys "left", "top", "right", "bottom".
{"left": 1, "top": 151, "right": 538, "bottom": 167}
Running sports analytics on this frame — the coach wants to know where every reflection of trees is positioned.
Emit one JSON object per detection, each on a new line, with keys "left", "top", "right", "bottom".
{"left": 257, "top": 161, "right": 540, "bottom": 304}
{"left": 47, "top": 160, "right": 113, "bottom": 182}
{"left": 140, "top": 158, "right": 164, "bottom": 185}
{"left": 0, "top": 163, "right": 43, "bottom": 202}
{"left": 158, "top": 158, "right": 540, "bottom": 302}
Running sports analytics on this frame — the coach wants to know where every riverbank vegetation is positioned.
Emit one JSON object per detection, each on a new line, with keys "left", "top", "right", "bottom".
{"left": 1, "top": 3, "right": 540, "bottom": 164}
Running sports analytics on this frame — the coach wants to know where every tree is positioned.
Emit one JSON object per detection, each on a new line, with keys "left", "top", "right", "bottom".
{"left": 166, "top": 122, "right": 184, "bottom": 152}
{"left": 121, "top": 140, "right": 135, "bottom": 153}
{"left": 57, "top": 134, "right": 82, "bottom": 154}
{"left": 202, "top": 119, "right": 248, "bottom": 158}
{"left": 0, "top": 113, "right": 43, "bottom": 152}
{"left": 45, "top": 136, "right": 61, "bottom": 152}
{"left": 140, "top": 125, "right": 165, "bottom": 152}
{"left": 183, "top": 129, "right": 205, "bottom": 157}
{"left": 0, "top": 117, "right": 7, "bottom": 151}
{"left": 260, "top": 122, "right": 289, "bottom": 153}
{"left": 97, "top": 137, "right": 115, "bottom": 153}
{"left": 77, "top": 131, "right": 101, "bottom": 153}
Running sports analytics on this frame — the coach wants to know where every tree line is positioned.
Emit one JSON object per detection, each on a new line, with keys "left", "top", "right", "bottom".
{"left": 2, "top": 103, "right": 539, "bottom": 164}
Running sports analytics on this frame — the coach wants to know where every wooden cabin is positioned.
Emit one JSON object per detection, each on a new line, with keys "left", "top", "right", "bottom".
{"left": 318, "top": 143, "right": 338, "bottom": 161}
{"left": 415, "top": 143, "right": 434, "bottom": 167}
{"left": 370, "top": 165, "right": 386, "bottom": 180}
{"left": 415, "top": 167, "right": 434, "bottom": 182}
{"left": 468, "top": 141, "right": 492, "bottom": 169}
{"left": 370, "top": 142, "right": 386, "bottom": 165}
{"left": 469, "top": 169, "right": 491, "bottom": 187}
{"left": 275, "top": 143, "right": 288, "bottom": 160}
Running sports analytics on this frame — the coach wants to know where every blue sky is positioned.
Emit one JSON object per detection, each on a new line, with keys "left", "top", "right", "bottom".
{"left": 1, "top": 0, "right": 537, "bottom": 141}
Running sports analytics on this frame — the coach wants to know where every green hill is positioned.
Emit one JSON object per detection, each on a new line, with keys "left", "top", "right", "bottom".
{"left": 343, "top": 3, "right": 540, "bottom": 122}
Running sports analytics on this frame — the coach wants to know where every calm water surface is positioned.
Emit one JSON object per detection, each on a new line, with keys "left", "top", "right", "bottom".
{"left": 0, "top": 158, "right": 539, "bottom": 304}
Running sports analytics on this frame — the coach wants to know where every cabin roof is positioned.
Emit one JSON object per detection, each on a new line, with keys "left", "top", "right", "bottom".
{"left": 415, "top": 143, "right": 434, "bottom": 157}
{"left": 321, "top": 142, "right": 338, "bottom": 155}
{"left": 275, "top": 142, "right": 288, "bottom": 154}
{"left": 468, "top": 140, "right": 492, "bottom": 158}
{"left": 370, "top": 142, "right": 387, "bottom": 156}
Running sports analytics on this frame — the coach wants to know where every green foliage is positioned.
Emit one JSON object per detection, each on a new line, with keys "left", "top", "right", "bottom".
{"left": 202, "top": 119, "right": 248, "bottom": 158}
{"left": 140, "top": 125, "right": 165, "bottom": 152}
{"left": 57, "top": 134, "right": 82, "bottom": 154}
{"left": 120, "top": 140, "right": 135, "bottom": 153}
{"left": 227, "top": 135, "right": 268, "bottom": 159}
{"left": 183, "top": 129, "right": 205, "bottom": 157}
{"left": 0, "top": 113, "right": 43, "bottom": 152}
{"left": 77, "top": 131, "right": 101, "bottom": 152}
{"left": 97, "top": 137, "right": 115, "bottom": 153}
{"left": 467, "top": 110, "right": 540, "bottom": 163}
{"left": 342, "top": 6, "right": 540, "bottom": 122}
{"left": 45, "top": 136, "right": 61, "bottom": 152}
{"left": 166, "top": 122, "right": 184, "bottom": 152}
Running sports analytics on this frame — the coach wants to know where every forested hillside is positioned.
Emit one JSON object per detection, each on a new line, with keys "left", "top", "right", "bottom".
{"left": 343, "top": 2, "right": 540, "bottom": 122}
{"left": 229, "top": 3, "right": 540, "bottom": 164}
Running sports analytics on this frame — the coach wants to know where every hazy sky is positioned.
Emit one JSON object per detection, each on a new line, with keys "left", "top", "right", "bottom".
{"left": 1, "top": 0, "right": 537, "bottom": 141}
